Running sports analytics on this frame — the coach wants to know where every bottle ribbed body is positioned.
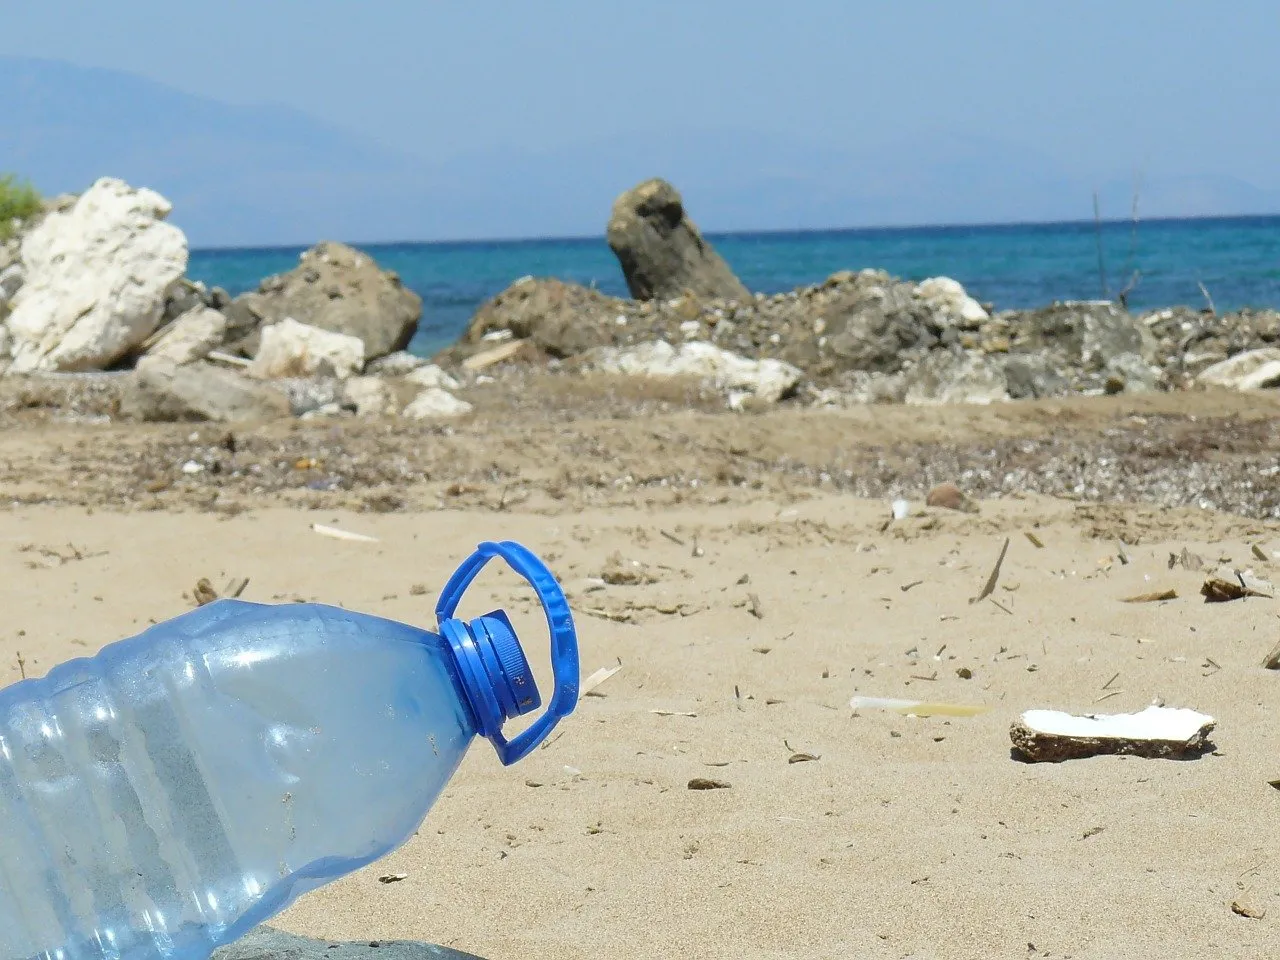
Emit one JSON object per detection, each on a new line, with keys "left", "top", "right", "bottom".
{"left": 0, "top": 600, "right": 475, "bottom": 960}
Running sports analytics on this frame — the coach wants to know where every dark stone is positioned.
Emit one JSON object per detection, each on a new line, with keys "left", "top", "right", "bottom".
{"left": 213, "top": 927, "right": 485, "bottom": 960}
{"left": 606, "top": 179, "right": 750, "bottom": 302}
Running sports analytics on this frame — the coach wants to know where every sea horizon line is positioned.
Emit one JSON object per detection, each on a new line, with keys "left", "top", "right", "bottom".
{"left": 188, "top": 211, "right": 1280, "bottom": 257}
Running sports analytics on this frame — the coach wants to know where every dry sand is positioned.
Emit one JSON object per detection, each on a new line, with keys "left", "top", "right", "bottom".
{"left": 3, "top": 392, "right": 1280, "bottom": 959}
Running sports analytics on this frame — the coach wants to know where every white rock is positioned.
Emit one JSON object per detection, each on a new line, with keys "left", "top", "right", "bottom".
{"left": 591, "top": 340, "right": 801, "bottom": 405}
{"left": 915, "top": 276, "right": 989, "bottom": 324}
{"left": 402, "top": 387, "right": 473, "bottom": 419}
{"left": 405, "top": 363, "right": 461, "bottom": 390}
{"left": 1197, "top": 348, "right": 1280, "bottom": 391}
{"left": 366, "top": 350, "right": 426, "bottom": 376}
{"left": 138, "top": 307, "right": 227, "bottom": 369}
{"left": 250, "top": 317, "right": 365, "bottom": 380}
{"left": 903, "top": 352, "right": 1009, "bottom": 406}
{"left": 342, "top": 375, "right": 394, "bottom": 416}
{"left": 7, "top": 178, "right": 189, "bottom": 372}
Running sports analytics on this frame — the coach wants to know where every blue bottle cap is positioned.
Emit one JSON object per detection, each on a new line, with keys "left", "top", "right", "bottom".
{"left": 473, "top": 610, "right": 541, "bottom": 718}
{"left": 437, "top": 541, "right": 579, "bottom": 766}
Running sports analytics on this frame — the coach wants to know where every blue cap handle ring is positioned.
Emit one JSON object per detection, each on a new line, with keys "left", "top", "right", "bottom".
{"left": 436, "top": 541, "right": 580, "bottom": 765}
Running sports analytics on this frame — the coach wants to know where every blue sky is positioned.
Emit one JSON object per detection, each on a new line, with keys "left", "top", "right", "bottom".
{"left": 4, "top": 1, "right": 1279, "bottom": 244}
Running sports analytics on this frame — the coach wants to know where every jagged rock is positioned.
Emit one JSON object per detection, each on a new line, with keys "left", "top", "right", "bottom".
{"left": 1009, "top": 301, "right": 1155, "bottom": 389}
{"left": 915, "top": 277, "right": 989, "bottom": 325}
{"left": 138, "top": 307, "right": 227, "bottom": 368}
{"left": 367, "top": 350, "right": 427, "bottom": 376}
{"left": 249, "top": 317, "right": 365, "bottom": 380}
{"left": 606, "top": 179, "right": 750, "bottom": 303}
{"left": 213, "top": 926, "right": 484, "bottom": 960}
{"left": 1002, "top": 354, "right": 1071, "bottom": 399}
{"left": 342, "top": 375, "right": 395, "bottom": 416}
{"left": 233, "top": 242, "right": 420, "bottom": 359}
{"left": 121, "top": 361, "right": 290, "bottom": 422}
{"left": 406, "top": 363, "right": 461, "bottom": 390}
{"left": 589, "top": 340, "right": 801, "bottom": 406}
{"left": 0, "top": 323, "right": 10, "bottom": 360}
{"left": 7, "top": 178, "right": 188, "bottom": 372}
{"left": 402, "top": 387, "right": 473, "bottom": 419}
{"left": 814, "top": 273, "right": 948, "bottom": 375}
{"left": 902, "top": 351, "right": 1009, "bottom": 406}
{"left": 1197, "top": 348, "right": 1280, "bottom": 391}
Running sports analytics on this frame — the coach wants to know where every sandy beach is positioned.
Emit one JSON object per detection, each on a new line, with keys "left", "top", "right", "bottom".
{"left": 4, "top": 389, "right": 1279, "bottom": 959}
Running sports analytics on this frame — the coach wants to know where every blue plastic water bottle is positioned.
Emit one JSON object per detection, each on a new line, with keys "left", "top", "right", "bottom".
{"left": 0, "top": 540, "right": 579, "bottom": 960}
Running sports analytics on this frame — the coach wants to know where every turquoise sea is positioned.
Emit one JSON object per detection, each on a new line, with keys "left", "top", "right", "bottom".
{"left": 186, "top": 217, "right": 1280, "bottom": 357}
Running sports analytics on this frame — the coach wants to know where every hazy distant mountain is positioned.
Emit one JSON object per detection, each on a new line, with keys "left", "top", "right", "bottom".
{"left": 5, "top": 56, "right": 1278, "bottom": 248}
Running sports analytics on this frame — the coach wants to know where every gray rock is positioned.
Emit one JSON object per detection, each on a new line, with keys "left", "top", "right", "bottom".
{"left": 606, "top": 179, "right": 750, "bottom": 302}
{"left": 281, "top": 376, "right": 343, "bottom": 416}
{"left": 214, "top": 926, "right": 484, "bottom": 960}
{"left": 121, "top": 361, "right": 290, "bottom": 422}
{"left": 162, "top": 278, "right": 207, "bottom": 324}
{"left": 1103, "top": 352, "right": 1162, "bottom": 394}
{"left": 1002, "top": 354, "right": 1070, "bottom": 399}
{"left": 816, "top": 273, "right": 945, "bottom": 375}
{"left": 222, "top": 295, "right": 267, "bottom": 355}
{"left": 0, "top": 262, "right": 24, "bottom": 305}
{"left": 234, "top": 242, "right": 421, "bottom": 360}
{"left": 1010, "top": 302, "right": 1155, "bottom": 379}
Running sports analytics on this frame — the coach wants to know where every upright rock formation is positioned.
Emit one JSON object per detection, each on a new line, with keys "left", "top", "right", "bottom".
{"left": 606, "top": 179, "right": 750, "bottom": 303}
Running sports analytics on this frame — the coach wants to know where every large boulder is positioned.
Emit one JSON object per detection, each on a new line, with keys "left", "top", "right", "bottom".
{"left": 232, "top": 242, "right": 420, "bottom": 359}
{"left": 213, "top": 926, "right": 484, "bottom": 960}
{"left": 606, "top": 179, "right": 750, "bottom": 303}
{"left": 6, "top": 178, "right": 188, "bottom": 372}
{"left": 249, "top": 317, "right": 365, "bottom": 379}
{"left": 121, "top": 361, "right": 291, "bottom": 422}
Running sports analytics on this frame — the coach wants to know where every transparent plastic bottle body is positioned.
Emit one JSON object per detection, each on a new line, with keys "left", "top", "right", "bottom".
{"left": 0, "top": 600, "right": 477, "bottom": 960}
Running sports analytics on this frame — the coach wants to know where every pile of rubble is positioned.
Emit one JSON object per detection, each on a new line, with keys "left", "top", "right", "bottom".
{"left": 0, "top": 178, "right": 473, "bottom": 422}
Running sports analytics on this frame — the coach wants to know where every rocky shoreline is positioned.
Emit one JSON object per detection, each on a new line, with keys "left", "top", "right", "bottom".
{"left": 2, "top": 176, "right": 1279, "bottom": 427}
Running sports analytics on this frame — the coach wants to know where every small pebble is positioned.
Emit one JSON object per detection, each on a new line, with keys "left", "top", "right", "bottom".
{"left": 926, "top": 482, "right": 976, "bottom": 513}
